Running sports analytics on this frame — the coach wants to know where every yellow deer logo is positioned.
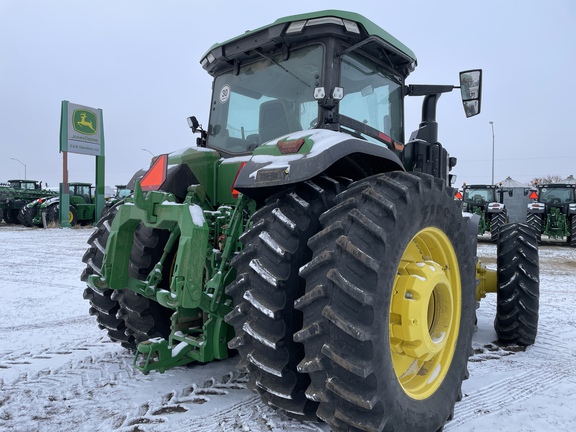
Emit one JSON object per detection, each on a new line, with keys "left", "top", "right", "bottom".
{"left": 77, "top": 112, "right": 96, "bottom": 133}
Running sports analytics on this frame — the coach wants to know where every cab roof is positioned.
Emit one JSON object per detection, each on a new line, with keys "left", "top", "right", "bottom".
{"left": 201, "top": 10, "right": 417, "bottom": 77}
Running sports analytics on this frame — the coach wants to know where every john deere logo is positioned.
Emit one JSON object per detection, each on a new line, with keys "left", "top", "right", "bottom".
{"left": 73, "top": 109, "right": 97, "bottom": 135}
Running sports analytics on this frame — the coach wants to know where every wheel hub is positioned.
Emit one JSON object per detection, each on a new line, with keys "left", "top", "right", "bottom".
{"left": 390, "top": 261, "right": 453, "bottom": 361}
{"left": 389, "top": 227, "right": 461, "bottom": 400}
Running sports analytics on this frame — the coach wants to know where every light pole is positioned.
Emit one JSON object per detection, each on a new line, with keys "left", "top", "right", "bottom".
{"left": 10, "top": 157, "right": 26, "bottom": 180}
{"left": 489, "top": 121, "right": 495, "bottom": 184}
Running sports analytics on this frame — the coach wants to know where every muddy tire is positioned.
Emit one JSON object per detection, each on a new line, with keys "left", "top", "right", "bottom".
{"left": 490, "top": 211, "right": 506, "bottom": 243}
{"left": 294, "top": 172, "right": 477, "bottom": 431}
{"left": 225, "top": 175, "right": 350, "bottom": 420}
{"left": 494, "top": 223, "right": 539, "bottom": 345}
{"left": 526, "top": 212, "right": 542, "bottom": 242}
{"left": 82, "top": 205, "right": 135, "bottom": 349}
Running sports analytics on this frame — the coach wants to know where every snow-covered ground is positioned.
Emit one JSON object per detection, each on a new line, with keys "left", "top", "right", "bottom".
{"left": 1, "top": 224, "right": 575, "bottom": 432}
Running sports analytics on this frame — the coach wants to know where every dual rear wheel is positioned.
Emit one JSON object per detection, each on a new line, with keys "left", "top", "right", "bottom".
{"left": 229, "top": 171, "right": 477, "bottom": 431}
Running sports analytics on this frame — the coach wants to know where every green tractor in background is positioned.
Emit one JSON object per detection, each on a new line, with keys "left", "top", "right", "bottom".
{"left": 82, "top": 10, "right": 540, "bottom": 432}
{"left": 461, "top": 183, "right": 512, "bottom": 242}
{"left": 0, "top": 179, "right": 56, "bottom": 224}
{"left": 20, "top": 182, "right": 97, "bottom": 227}
{"left": 527, "top": 182, "right": 576, "bottom": 246}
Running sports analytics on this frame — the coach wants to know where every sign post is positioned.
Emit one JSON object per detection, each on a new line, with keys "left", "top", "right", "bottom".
{"left": 59, "top": 101, "right": 105, "bottom": 226}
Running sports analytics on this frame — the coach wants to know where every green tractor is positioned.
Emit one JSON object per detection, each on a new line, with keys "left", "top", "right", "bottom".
{"left": 0, "top": 179, "right": 56, "bottom": 224}
{"left": 82, "top": 10, "right": 539, "bottom": 431}
{"left": 461, "top": 183, "right": 511, "bottom": 242}
{"left": 527, "top": 182, "right": 576, "bottom": 246}
{"left": 21, "top": 182, "right": 97, "bottom": 227}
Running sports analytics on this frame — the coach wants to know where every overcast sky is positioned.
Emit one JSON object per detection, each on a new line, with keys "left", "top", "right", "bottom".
{"left": 1, "top": 0, "right": 574, "bottom": 189}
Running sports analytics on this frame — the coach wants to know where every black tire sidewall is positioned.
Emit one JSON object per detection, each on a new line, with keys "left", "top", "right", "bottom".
{"left": 310, "top": 172, "right": 476, "bottom": 429}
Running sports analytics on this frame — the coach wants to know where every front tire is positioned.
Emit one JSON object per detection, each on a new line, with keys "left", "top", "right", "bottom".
{"left": 490, "top": 211, "right": 506, "bottom": 243}
{"left": 494, "top": 223, "right": 539, "bottom": 345}
{"left": 294, "top": 172, "right": 477, "bottom": 431}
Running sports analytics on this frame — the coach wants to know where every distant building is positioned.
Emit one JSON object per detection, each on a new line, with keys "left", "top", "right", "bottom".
{"left": 562, "top": 175, "right": 575, "bottom": 184}
{"left": 500, "top": 177, "right": 532, "bottom": 223}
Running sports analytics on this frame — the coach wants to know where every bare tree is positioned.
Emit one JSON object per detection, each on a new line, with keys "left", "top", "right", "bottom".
{"left": 532, "top": 175, "right": 564, "bottom": 185}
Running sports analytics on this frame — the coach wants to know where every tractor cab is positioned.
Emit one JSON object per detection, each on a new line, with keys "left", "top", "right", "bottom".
{"left": 190, "top": 10, "right": 480, "bottom": 189}
{"left": 7, "top": 179, "right": 41, "bottom": 190}
{"left": 462, "top": 186, "right": 497, "bottom": 209}
{"left": 462, "top": 183, "right": 511, "bottom": 240}
{"left": 70, "top": 182, "right": 93, "bottom": 205}
{"left": 196, "top": 12, "right": 415, "bottom": 157}
{"left": 527, "top": 183, "right": 576, "bottom": 243}
{"left": 69, "top": 182, "right": 96, "bottom": 224}
{"left": 536, "top": 184, "right": 576, "bottom": 210}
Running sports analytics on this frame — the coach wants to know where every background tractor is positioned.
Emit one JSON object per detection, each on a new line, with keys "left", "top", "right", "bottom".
{"left": 527, "top": 182, "right": 576, "bottom": 246}
{"left": 461, "top": 183, "right": 512, "bottom": 241}
{"left": 20, "top": 182, "right": 97, "bottom": 227}
{"left": 81, "top": 10, "right": 539, "bottom": 432}
{"left": 0, "top": 179, "right": 56, "bottom": 224}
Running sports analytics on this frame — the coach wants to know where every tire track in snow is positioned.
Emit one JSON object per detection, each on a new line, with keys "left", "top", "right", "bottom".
{"left": 446, "top": 366, "right": 560, "bottom": 430}
{"left": 446, "top": 324, "right": 575, "bottom": 430}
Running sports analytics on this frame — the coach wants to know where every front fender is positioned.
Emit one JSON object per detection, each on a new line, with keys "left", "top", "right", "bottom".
{"left": 234, "top": 129, "right": 404, "bottom": 193}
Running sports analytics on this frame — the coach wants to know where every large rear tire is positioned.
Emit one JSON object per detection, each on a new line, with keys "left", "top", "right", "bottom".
{"left": 294, "top": 172, "right": 477, "bottom": 432}
{"left": 526, "top": 212, "right": 542, "bottom": 242}
{"left": 19, "top": 205, "right": 38, "bottom": 227}
{"left": 569, "top": 215, "right": 576, "bottom": 247}
{"left": 225, "top": 175, "right": 350, "bottom": 420}
{"left": 494, "top": 223, "right": 539, "bottom": 345}
{"left": 81, "top": 205, "right": 135, "bottom": 349}
{"left": 490, "top": 211, "right": 506, "bottom": 243}
{"left": 114, "top": 225, "right": 173, "bottom": 345}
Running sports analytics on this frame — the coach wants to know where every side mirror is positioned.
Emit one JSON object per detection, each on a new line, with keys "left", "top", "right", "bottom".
{"left": 459, "top": 69, "right": 482, "bottom": 117}
{"left": 187, "top": 116, "right": 200, "bottom": 133}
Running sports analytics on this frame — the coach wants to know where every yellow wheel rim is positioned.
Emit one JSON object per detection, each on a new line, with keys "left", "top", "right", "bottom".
{"left": 389, "top": 227, "right": 461, "bottom": 400}
{"left": 68, "top": 211, "right": 74, "bottom": 223}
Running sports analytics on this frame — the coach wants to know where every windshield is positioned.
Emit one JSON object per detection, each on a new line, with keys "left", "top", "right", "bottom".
{"left": 539, "top": 187, "right": 575, "bottom": 204}
{"left": 463, "top": 188, "right": 496, "bottom": 204}
{"left": 339, "top": 52, "right": 403, "bottom": 144}
{"left": 207, "top": 44, "right": 323, "bottom": 154}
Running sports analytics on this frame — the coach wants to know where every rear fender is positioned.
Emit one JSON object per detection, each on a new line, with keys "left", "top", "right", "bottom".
{"left": 233, "top": 129, "right": 404, "bottom": 199}
{"left": 486, "top": 202, "right": 505, "bottom": 214}
{"left": 527, "top": 202, "right": 546, "bottom": 214}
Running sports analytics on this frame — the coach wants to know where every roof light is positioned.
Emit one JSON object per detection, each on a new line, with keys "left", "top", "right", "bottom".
{"left": 286, "top": 17, "right": 360, "bottom": 35}
{"left": 286, "top": 20, "right": 307, "bottom": 34}
{"left": 307, "top": 17, "right": 344, "bottom": 27}
{"left": 343, "top": 20, "right": 360, "bottom": 33}
{"left": 313, "top": 87, "right": 326, "bottom": 99}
